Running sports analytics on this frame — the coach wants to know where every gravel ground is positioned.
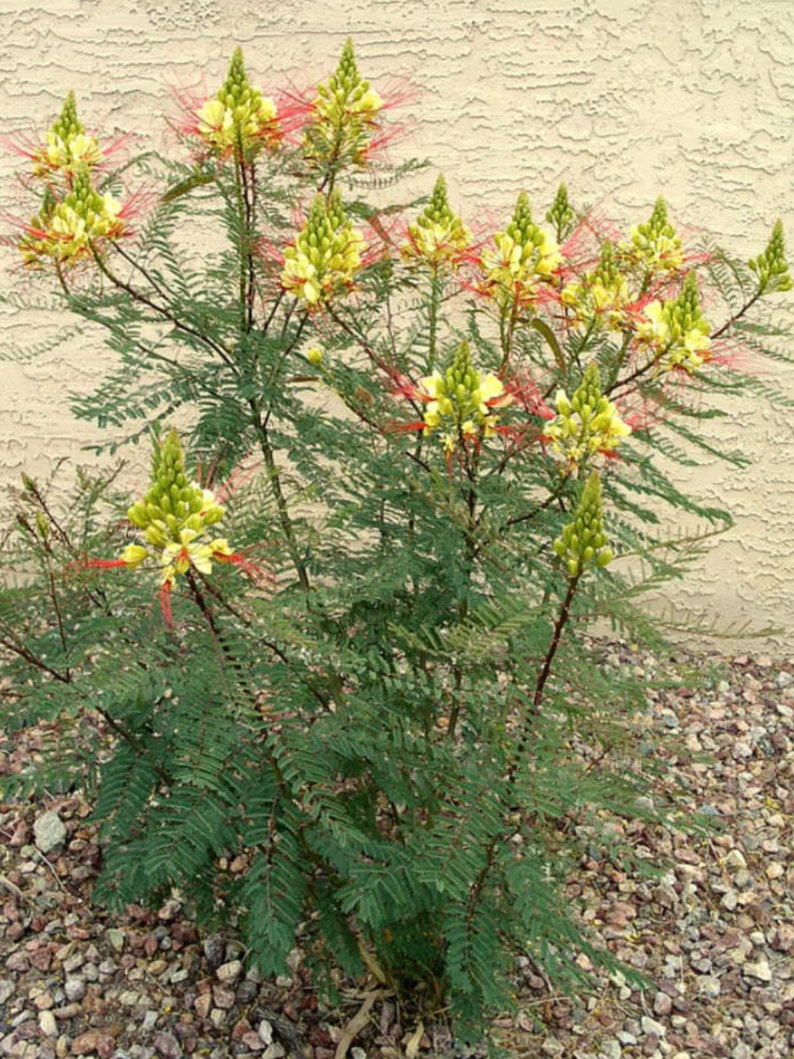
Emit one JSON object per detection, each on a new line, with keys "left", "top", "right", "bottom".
{"left": 1, "top": 646, "right": 793, "bottom": 1059}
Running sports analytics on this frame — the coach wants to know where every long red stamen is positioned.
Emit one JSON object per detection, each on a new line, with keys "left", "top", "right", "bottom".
{"left": 160, "top": 581, "right": 174, "bottom": 628}
{"left": 79, "top": 557, "right": 128, "bottom": 569}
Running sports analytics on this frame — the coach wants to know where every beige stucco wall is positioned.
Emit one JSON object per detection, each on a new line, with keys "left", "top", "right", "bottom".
{"left": 1, "top": 0, "right": 793, "bottom": 652}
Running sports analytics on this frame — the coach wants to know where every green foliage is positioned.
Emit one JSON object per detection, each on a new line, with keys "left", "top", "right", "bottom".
{"left": 1, "top": 40, "right": 792, "bottom": 1043}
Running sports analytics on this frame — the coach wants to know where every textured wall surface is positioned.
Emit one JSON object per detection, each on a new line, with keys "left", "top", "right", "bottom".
{"left": 1, "top": 0, "right": 793, "bottom": 651}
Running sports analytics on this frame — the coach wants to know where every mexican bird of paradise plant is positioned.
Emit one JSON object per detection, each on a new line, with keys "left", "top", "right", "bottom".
{"left": 2, "top": 38, "right": 792, "bottom": 1042}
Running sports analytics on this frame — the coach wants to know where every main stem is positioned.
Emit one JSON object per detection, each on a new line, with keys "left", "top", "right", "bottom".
{"left": 506, "top": 573, "right": 580, "bottom": 784}
{"left": 446, "top": 453, "right": 480, "bottom": 740}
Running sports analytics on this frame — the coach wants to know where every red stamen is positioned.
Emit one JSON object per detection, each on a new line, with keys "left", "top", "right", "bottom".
{"left": 78, "top": 557, "right": 128, "bottom": 569}
{"left": 159, "top": 581, "right": 174, "bottom": 629}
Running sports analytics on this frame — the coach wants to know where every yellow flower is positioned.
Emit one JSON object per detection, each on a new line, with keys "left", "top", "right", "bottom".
{"left": 418, "top": 342, "right": 512, "bottom": 452}
{"left": 120, "top": 544, "right": 148, "bottom": 569}
{"left": 636, "top": 273, "right": 711, "bottom": 373}
{"left": 546, "top": 363, "right": 631, "bottom": 468}
{"left": 18, "top": 164, "right": 124, "bottom": 268}
{"left": 161, "top": 527, "right": 215, "bottom": 578}
{"left": 196, "top": 92, "right": 279, "bottom": 157}
{"left": 621, "top": 197, "right": 684, "bottom": 275}
{"left": 561, "top": 241, "right": 632, "bottom": 332}
{"left": 479, "top": 193, "right": 561, "bottom": 310}
{"left": 33, "top": 130, "right": 102, "bottom": 179}
{"left": 84, "top": 431, "right": 249, "bottom": 626}
{"left": 281, "top": 192, "right": 365, "bottom": 308}
{"left": 401, "top": 175, "right": 471, "bottom": 272}
{"left": 29, "top": 92, "right": 103, "bottom": 180}
{"left": 303, "top": 39, "right": 383, "bottom": 170}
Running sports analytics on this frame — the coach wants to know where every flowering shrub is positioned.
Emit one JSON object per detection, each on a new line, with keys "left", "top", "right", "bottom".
{"left": 1, "top": 40, "right": 791, "bottom": 1042}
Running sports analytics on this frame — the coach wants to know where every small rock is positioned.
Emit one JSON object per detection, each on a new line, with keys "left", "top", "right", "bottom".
{"left": 733, "top": 868, "right": 753, "bottom": 890}
{"left": 195, "top": 994, "right": 212, "bottom": 1019}
{"left": 33, "top": 811, "right": 66, "bottom": 854}
{"left": 39, "top": 1011, "right": 58, "bottom": 1037}
{"left": 106, "top": 928, "right": 125, "bottom": 952}
{"left": 153, "top": 1031, "right": 182, "bottom": 1058}
{"left": 258, "top": 1021, "right": 274, "bottom": 1046}
{"left": 640, "top": 1016, "right": 666, "bottom": 1037}
{"left": 216, "top": 960, "right": 243, "bottom": 984}
{"left": 698, "top": 976, "right": 721, "bottom": 997}
{"left": 63, "top": 977, "right": 85, "bottom": 1002}
{"left": 157, "top": 897, "right": 182, "bottom": 921}
{"left": 212, "top": 985, "right": 236, "bottom": 1010}
{"left": 617, "top": 1031, "right": 638, "bottom": 1045}
{"left": 599, "top": 1042, "right": 622, "bottom": 1059}
{"left": 770, "top": 924, "right": 794, "bottom": 952}
{"left": 209, "top": 1008, "right": 226, "bottom": 1029}
{"left": 653, "top": 992, "right": 673, "bottom": 1016}
{"left": 0, "top": 980, "right": 15, "bottom": 1005}
{"left": 203, "top": 935, "right": 225, "bottom": 968}
{"left": 744, "top": 958, "right": 773, "bottom": 982}
{"left": 70, "top": 1030, "right": 116, "bottom": 1058}
{"left": 52, "top": 1003, "right": 81, "bottom": 1020}
{"left": 236, "top": 979, "right": 258, "bottom": 1004}
{"left": 723, "top": 849, "right": 747, "bottom": 871}
{"left": 263, "top": 1045, "right": 286, "bottom": 1059}
{"left": 141, "top": 1010, "right": 159, "bottom": 1033}
{"left": 541, "top": 1039, "right": 564, "bottom": 1056}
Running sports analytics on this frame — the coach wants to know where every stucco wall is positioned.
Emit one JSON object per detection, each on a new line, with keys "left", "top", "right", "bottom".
{"left": 1, "top": 0, "right": 793, "bottom": 651}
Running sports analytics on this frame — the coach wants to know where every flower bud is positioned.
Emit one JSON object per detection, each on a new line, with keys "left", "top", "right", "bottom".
{"left": 748, "top": 219, "right": 792, "bottom": 296}
{"left": 401, "top": 174, "right": 471, "bottom": 271}
{"left": 553, "top": 473, "right": 613, "bottom": 579}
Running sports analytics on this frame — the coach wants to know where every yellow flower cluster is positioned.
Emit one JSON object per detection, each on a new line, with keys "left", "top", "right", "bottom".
{"left": 420, "top": 341, "right": 512, "bottom": 454}
{"left": 636, "top": 272, "right": 711, "bottom": 373}
{"left": 281, "top": 191, "right": 364, "bottom": 307}
{"left": 545, "top": 183, "right": 577, "bottom": 243}
{"left": 30, "top": 91, "right": 102, "bottom": 179}
{"left": 561, "top": 241, "right": 632, "bottom": 332}
{"left": 196, "top": 48, "right": 280, "bottom": 159}
{"left": 19, "top": 164, "right": 124, "bottom": 268}
{"left": 401, "top": 175, "right": 471, "bottom": 271}
{"left": 546, "top": 363, "right": 631, "bottom": 468}
{"left": 553, "top": 472, "right": 613, "bottom": 579}
{"left": 621, "top": 197, "right": 684, "bottom": 275}
{"left": 303, "top": 38, "right": 383, "bottom": 170}
{"left": 748, "top": 219, "right": 792, "bottom": 296}
{"left": 121, "top": 429, "right": 235, "bottom": 595}
{"left": 479, "top": 192, "right": 561, "bottom": 309}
